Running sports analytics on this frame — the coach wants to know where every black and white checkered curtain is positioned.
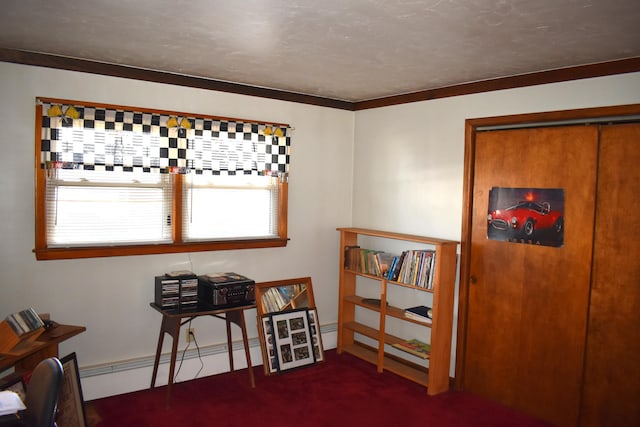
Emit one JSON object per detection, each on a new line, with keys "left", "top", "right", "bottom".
{"left": 40, "top": 101, "right": 291, "bottom": 176}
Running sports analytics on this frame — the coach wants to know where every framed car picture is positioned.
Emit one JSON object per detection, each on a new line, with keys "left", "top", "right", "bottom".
{"left": 487, "top": 187, "right": 565, "bottom": 247}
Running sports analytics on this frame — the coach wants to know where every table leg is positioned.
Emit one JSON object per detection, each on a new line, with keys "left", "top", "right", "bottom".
{"left": 150, "top": 319, "right": 166, "bottom": 389}
{"left": 226, "top": 316, "right": 234, "bottom": 372}
{"left": 239, "top": 310, "right": 255, "bottom": 388}
{"left": 165, "top": 317, "right": 181, "bottom": 406}
{"left": 226, "top": 310, "right": 255, "bottom": 388}
{"left": 149, "top": 314, "right": 181, "bottom": 406}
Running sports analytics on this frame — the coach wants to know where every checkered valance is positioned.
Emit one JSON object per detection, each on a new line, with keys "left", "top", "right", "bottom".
{"left": 39, "top": 100, "right": 291, "bottom": 176}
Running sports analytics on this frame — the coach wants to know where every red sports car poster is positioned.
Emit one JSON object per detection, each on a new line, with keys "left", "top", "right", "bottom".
{"left": 487, "top": 187, "right": 564, "bottom": 247}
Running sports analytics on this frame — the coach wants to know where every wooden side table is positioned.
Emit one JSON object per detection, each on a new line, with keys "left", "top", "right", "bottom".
{"left": 0, "top": 323, "right": 86, "bottom": 373}
{"left": 149, "top": 303, "right": 256, "bottom": 405}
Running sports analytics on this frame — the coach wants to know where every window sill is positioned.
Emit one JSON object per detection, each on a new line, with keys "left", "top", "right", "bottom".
{"left": 33, "top": 238, "right": 289, "bottom": 260}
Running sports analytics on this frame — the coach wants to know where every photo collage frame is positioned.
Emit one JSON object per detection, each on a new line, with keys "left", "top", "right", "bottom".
{"left": 255, "top": 277, "right": 324, "bottom": 375}
{"left": 262, "top": 308, "right": 324, "bottom": 374}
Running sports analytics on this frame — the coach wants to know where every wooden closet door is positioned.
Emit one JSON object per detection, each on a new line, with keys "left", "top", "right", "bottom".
{"left": 581, "top": 123, "right": 640, "bottom": 426}
{"left": 464, "top": 125, "right": 598, "bottom": 427}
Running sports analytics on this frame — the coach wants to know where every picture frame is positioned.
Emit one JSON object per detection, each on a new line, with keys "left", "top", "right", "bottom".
{"left": 255, "top": 277, "right": 320, "bottom": 375}
{"left": 255, "top": 276, "right": 315, "bottom": 318}
{"left": 261, "top": 316, "right": 278, "bottom": 374}
{"left": 269, "top": 308, "right": 317, "bottom": 373}
{"left": 58, "top": 352, "right": 87, "bottom": 427}
{"left": 307, "top": 308, "right": 324, "bottom": 363}
{"left": 487, "top": 187, "right": 565, "bottom": 247}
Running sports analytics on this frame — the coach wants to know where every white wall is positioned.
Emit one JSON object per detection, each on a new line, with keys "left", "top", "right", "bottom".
{"left": 353, "top": 72, "right": 640, "bottom": 375}
{"left": 2, "top": 61, "right": 639, "bottom": 399}
{"left": 0, "top": 62, "right": 354, "bottom": 398}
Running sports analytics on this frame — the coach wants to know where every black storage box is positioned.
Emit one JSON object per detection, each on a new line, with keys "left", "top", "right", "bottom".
{"left": 197, "top": 272, "right": 255, "bottom": 308}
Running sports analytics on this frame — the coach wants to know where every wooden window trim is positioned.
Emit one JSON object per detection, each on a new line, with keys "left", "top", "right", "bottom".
{"left": 34, "top": 170, "right": 288, "bottom": 260}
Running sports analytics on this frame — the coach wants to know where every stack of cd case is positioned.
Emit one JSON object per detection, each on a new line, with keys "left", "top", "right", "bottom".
{"left": 154, "top": 271, "right": 198, "bottom": 310}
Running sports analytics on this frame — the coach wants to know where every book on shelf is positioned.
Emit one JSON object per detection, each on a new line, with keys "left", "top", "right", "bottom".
{"left": 344, "top": 245, "right": 360, "bottom": 271}
{"left": 363, "top": 249, "right": 388, "bottom": 276}
{"left": 388, "top": 251, "right": 406, "bottom": 281}
{"left": 404, "top": 305, "right": 433, "bottom": 324}
{"left": 416, "top": 251, "right": 435, "bottom": 289}
{"left": 360, "top": 249, "right": 372, "bottom": 274}
{"left": 344, "top": 245, "right": 436, "bottom": 288}
{"left": 375, "top": 251, "right": 395, "bottom": 277}
{"left": 262, "top": 286, "right": 299, "bottom": 312}
{"left": 392, "top": 338, "right": 431, "bottom": 359}
{"left": 397, "top": 250, "right": 436, "bottom": 288}
{"left": 345, "top": 246, "right": 398, "bottom": 278}
{"left": 386, "top": 255, "right": 399, "bottom": 280}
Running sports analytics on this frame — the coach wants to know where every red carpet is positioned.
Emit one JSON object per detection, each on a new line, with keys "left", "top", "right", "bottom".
{"left": 89, "top": 350, "right": 553, "bottom": 426}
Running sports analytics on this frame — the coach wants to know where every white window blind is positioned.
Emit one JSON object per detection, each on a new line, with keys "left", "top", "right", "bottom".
{"left": 46, "top": 169, "right": 172, "bottom": 247}
{"left": 182, "top": 174, "right": 278, "bottom": 241}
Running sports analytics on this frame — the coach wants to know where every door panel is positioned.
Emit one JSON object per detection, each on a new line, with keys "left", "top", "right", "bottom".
{"left": 465, "top": 126, "right": 598, "bottom": 427}
{"left": 581, "top": 123, "right": 640, "bottom": 426}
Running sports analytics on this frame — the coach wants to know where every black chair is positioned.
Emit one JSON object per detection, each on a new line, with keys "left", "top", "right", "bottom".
{"left": 16, "top": 357, "right": 64, "bottom": 427}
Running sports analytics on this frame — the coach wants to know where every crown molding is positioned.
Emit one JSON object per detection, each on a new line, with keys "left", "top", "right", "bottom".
{"left": 0, "top": 48, "right": 354, "bottom": 111}
{"left": 2, "top": 48, "right": 638, "bottom": 112}
{"left": 354, "top": 57, "right": 640, "bottom": 110}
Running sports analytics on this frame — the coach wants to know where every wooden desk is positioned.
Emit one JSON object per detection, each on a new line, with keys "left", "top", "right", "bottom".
{"left": 0, "top": 324, "right": 86, "bottom": 373}
{"left": 149, "top": 303, "right": 256, "bottom": 405}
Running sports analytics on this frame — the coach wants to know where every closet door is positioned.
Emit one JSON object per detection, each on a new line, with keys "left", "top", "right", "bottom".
{"left": 464, "top": 125, "right": 598, "bottom": 427}
{"left": 581, "top": 123, "right": 640, "bottom": 426}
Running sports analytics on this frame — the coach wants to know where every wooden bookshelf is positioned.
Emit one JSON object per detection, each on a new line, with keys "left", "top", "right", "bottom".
{"left": 336, "top": 227, "right": 458, "bottom": 395}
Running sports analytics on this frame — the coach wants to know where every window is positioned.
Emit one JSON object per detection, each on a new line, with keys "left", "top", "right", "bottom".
{"left": 183, "top": 174, "right": 279, "bottom": 241}
{"left": 46, "top": 169, "right": 172, "bottom": 246}
{"left": 35, "top": 98, "right": 290, "bottom": 260}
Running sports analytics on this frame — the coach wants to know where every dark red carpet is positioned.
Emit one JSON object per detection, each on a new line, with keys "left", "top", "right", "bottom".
{"left": 89, "top": 350, "right": 553, "bottom": 426}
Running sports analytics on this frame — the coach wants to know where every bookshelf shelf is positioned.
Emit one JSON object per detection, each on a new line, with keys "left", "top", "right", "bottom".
{"left": 341, "top": 343, "right": 378, "bottom": 365}
{"left": 384, "top": 355, "right": 429, "bottom": 386}
{"left": 337, "top": 227, "right": 458, "bottom": 395}
{"left": 342, "top": 342, "right": 430, "bottom": 387}
{"left": 343, "top": 321, "right": 378, "bottom": 340}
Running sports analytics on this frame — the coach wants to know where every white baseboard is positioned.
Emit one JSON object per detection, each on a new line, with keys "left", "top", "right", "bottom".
{"left": 81, "top": 324, "right": 337, "bottom": 400}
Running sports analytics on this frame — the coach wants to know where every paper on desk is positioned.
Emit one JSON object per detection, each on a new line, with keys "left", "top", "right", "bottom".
{"left": 0, "top": 390, "right": 26, "bottom": 416}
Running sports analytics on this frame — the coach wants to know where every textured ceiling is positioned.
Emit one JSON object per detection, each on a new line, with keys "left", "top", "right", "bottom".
{"left": 1, "top": 0, "right": 639, "bottom": 102}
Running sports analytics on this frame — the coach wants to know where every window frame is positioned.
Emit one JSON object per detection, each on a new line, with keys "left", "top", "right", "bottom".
{"left": 34, "top": 98, "right": 289, "bottom": 260}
